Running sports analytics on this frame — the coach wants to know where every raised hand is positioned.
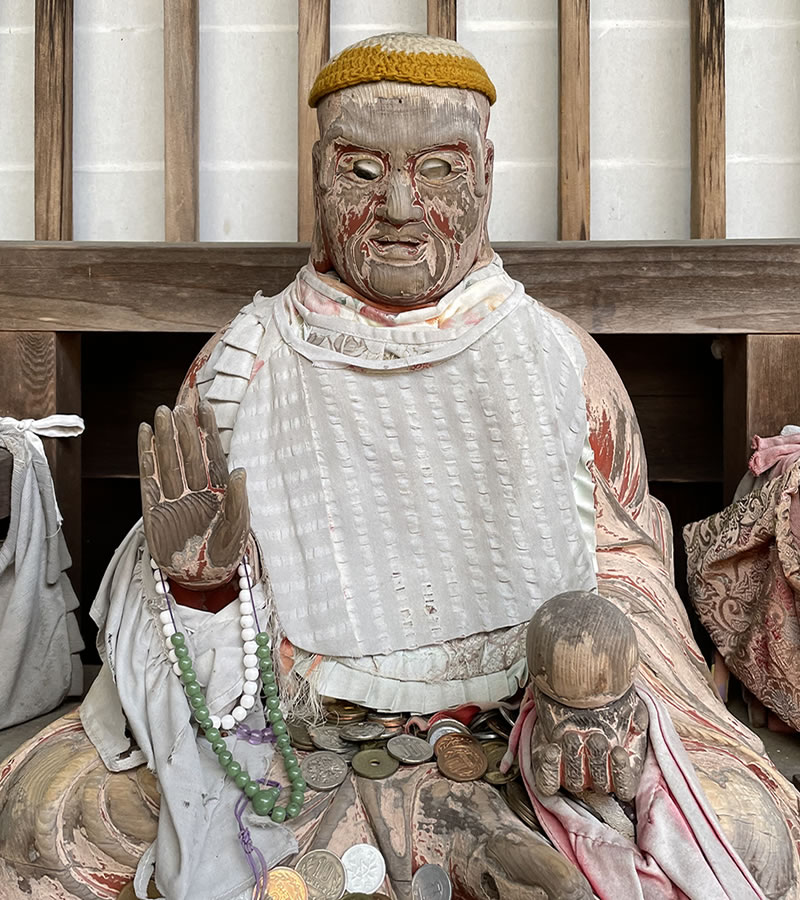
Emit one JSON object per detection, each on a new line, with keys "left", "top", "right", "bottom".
{"left": 138, "top": 402, "right": 250, "bottom": 590}
{"left": 530, "top": 687, "right": 649, "bottom": 801}
{"left": 527, "top": 590, "right": 649, "bottom": 802}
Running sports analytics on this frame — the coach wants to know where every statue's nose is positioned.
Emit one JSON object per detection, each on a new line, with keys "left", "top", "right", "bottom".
{"left": 377, "top": 170, "right": 424, "bottom": 225}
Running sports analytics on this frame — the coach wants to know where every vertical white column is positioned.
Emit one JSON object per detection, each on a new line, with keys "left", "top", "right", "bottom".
{"left": 73, "top": 0, "right": 164, "bottom": 240}
{"left": 0, "top": 1, "right": 35, "bottom": 239}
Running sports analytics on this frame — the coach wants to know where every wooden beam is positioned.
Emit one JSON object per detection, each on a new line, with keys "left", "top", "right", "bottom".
{"left": 558, "top": 0, "right": 590, "bottom": 241}
{"left": 0, "top": 333, "right": 82, "bottom": 592}
{"left": 427, "top": 0, "right": 457, "bottom": 40}
{"left": 34, "top": 0, "right": 73, "bottom": 240}
{"left": 722, "top": 334, "right": 800, "bottom": 500}
{"left": 690, "top": 0, "right": 725, "bottom": 238}
{"left": 164, "top": 0, "right": 199, "bottom": 241}
{"left": 2, "top": 240, "right": 800, "bottom": 334}
{"left": 298, "top": 0, "right": 330, "bottom": 242}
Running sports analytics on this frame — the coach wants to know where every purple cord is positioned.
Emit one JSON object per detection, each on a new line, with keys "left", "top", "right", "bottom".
{"left": 235, "top": 792, "right": 269, "bottom": 899}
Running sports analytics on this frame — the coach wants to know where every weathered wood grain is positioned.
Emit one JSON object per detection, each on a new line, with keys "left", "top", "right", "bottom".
{"left": 163, "top": 0, "right": 199, "bottom": 242}
{"left": 690, "top": 0, "right": 725, "bottom": 239}
{"left": 34, "top": 0, "right": 73, "bottom": 240}
{"left": 558, "top": 0, "right": 590, "bottom": 241}
{"left": 721, "top": 334, "right": 800, "bottom": 500}
{"left": 427, "top": 0, "right": 457, "bottom": 40}
{"left": 2, "top": 241, "right": 800, "bottom": 333}
{"left": 298, "top": 0, "right": 330, "bottom": 241}
{"left": 0, "top": 333, "right": 81, "bottom": 590}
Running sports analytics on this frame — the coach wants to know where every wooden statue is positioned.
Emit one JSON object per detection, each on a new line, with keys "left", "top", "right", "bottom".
{"left": 1, "top": 32, "right": 798, "bottom": 900}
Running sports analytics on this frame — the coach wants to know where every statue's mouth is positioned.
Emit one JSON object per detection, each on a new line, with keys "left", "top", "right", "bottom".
{"left": 368, "top": 235, "right": 427, "bottom": 264}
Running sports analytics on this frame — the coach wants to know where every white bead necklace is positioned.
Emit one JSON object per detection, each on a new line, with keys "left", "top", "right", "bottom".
{"left": 151, "top": 557, "right": 264, "bottom": 732}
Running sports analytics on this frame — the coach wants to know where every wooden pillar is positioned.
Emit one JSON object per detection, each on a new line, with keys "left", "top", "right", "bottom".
{"left": 690, "top": 0, "right": 725, "bottom": 239}
{"left": 0, "top": 334, "right": 82, "bottom": 588}
{"left": 298, "top": 0, "right": 330, "bottom": 242}
{"left": 164, "top": 0, "right": 199, "bottom": 241}
{"left": 558, "top": 0, "right": 590, "bottom": 240}
{"left": 722, "top": 335, "right": 800, "bottom": 501}
{"left": 32, "top": 2, "right": 81, "bottom": 594}
{"left": 427, "top": 0, "right": 457, "bottom": 40}
{"left": 35, "top": 0, "right": 73, "bottom": 241}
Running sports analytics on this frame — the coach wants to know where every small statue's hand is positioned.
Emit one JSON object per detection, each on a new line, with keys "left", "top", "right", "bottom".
{"left": 530, "top": 687, "right": 649, "bottom": 802}
{"left": 138, "top": 402, "right": 250, "bottom": 589}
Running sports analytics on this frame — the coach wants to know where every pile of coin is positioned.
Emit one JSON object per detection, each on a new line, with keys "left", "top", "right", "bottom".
{"left": 269, "top": 848, "right": 453, "bottom": 900}
{"left": 292, "top": 702, "right": 532, "bottom": 831}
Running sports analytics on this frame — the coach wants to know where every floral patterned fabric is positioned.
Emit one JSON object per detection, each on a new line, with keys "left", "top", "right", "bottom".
{"left": 685, "top": 462, "right": 800, "bottom": 731}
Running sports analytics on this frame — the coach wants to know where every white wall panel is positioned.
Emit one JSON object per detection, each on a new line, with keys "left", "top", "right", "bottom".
{"left": 726, "top": 2, "right": 800, "bottom": 237}
{"left": 73, "top": 0, "right": 164, "bottom": 240}
{"left": 330, "top": 1, "right": 425, "bottom": 56}
{"left": 590, "top": 4, "right": 690, "bottom": 239}
{"left": 460, "top": 2, "right": 559, "bottom": 240}
{"left": 0, "top": 3, "right": 34, "bottom": 239}
{"left": 198, "top": 0, "right": 297, "bottom": 240}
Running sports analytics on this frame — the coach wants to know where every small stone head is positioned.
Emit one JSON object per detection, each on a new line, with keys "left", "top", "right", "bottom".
{"left": 309, "top": 33, "right": 497, "bottom": 309}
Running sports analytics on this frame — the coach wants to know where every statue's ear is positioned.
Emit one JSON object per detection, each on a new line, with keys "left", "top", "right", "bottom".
{"left": 476, "top": 138, "right": 495, "bottom": 265}
{"left": 309, "top": 140, "right": 332, "bottom": 272}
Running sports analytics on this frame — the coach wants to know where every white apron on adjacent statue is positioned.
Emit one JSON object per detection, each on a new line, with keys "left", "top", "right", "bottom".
{"left": 0, "top": 415, "right": 84, "bottom": 729}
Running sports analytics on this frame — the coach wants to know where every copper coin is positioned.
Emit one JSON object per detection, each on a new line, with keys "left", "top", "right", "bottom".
{"left": 351, "top": 749, "right": 399, "bottom": 779}
{"left": 295, "top": 850, "right": 346, "bottom": 900}
{"left": 324, "top": 700, "right": 368, "bottom": 724}
{"left": 432, "top": 732, "right": 478, "bottom": 757}
{"left": 436, "top": 737, "right": 488, "bottom": 782}
{"left": 481, "top": 741, "right": 519, "bottom": 785}
{"left": 427, "top": 719, "right": 470, "bottom": 749}
{"left": 267, "top": 866, "right": 309, "bottom": 900}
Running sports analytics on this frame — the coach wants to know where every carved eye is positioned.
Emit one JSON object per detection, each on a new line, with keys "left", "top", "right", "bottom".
{"left": 352, "top": 158, "right": 383, "bottom": 181}
{"left": 419, "top": 158, "right": 452, "bottom": 180}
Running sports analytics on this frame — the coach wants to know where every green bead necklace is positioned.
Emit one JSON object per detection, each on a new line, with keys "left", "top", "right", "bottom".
{"left": 169, "top": 630, "right": 306, "bottom": 822}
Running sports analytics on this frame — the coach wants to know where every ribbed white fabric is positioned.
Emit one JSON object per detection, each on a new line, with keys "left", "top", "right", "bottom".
{"left": 199, "top": 261, "right": 596, "bottom": 664}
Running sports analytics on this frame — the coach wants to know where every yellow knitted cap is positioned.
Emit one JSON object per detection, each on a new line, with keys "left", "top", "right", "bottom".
{"left": 309, "top": 32, "right": 496, "bottom": 108}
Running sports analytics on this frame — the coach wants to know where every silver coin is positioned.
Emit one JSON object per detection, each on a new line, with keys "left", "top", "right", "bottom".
{"left": 309, "top": 725, "right": 358, "bottom": 755}
{"left": 295, "top": 849, "right": 347, "bottom": 900}
{"left": 386, "top": 735, "right": 434, "bottom": 765}
{"left": 341, "top": 843, "right": 386, "bottom": 894}
{"left": 412, "top": 864, "right": 452, "bottom": 900}
{"left": 427, "top": 721, "right": 469, "bottom": 749}
{"left": 340, "top": 722, "right": 386, "bottom": 742}
{"left": 300, "top": 751, "right": 349, "bottom": 791}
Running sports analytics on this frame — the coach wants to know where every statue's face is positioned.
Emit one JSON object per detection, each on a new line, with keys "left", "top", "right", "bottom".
{"left": 314, "top": 82, "right": 493, "bottom": 309}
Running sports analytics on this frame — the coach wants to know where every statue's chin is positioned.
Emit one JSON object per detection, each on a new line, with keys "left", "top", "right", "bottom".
{"left": 350, "top": 257, "right": 453, "bottom": 310}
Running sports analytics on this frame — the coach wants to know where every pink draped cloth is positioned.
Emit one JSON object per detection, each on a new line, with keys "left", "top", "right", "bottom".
{"left": 506, "top": 687, "right": 766, "bottom": 900}
{"left": 749, "top": 431, "right": 800, "bottom": 477}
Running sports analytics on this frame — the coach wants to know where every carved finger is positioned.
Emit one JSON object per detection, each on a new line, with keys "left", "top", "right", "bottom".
{"left": 586, "top": 732, "right": 612, "bottom": 794}
{"left": 561, "top": 732, "right": 586, "bottom": 795}
{"left": 632, "top": 697, "right": 649, "bottom": 736}
{"left": 174, "top": 405, "right": 206, "bottom": 492}
{"left": 610, "top": 745, "right": 637, "bottom": 802}
{"left": 198, "top": 401, "right": 228, "bottom": 488}
{"left": 137, "top": 422, "right": 161, "bottom": 513}
{"left": 533, "top": 742, "right": 561, "bottom": 796}
{"left": 154, "top": 406, "right": 184, "bottom": 500}
{"left": 208, "top": 468, "right": 249, "bottom": 568}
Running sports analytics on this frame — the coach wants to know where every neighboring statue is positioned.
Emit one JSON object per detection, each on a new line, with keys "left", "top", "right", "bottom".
{"left": 0, "top": 33, "right": 798, "bottom": 900}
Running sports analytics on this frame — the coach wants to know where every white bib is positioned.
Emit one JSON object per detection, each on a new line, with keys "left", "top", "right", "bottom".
{"left": 227, "top": 267, "right": 596, "bottom": 658}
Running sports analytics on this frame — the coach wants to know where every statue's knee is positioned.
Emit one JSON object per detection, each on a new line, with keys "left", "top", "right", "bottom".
{"left": 695, "top": 761, "right": 797, "bottom": 899}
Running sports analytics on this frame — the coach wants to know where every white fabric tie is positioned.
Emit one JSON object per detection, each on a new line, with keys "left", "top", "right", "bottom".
{"left": 0, "top": 414, "right": 85, "bottom": 524}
